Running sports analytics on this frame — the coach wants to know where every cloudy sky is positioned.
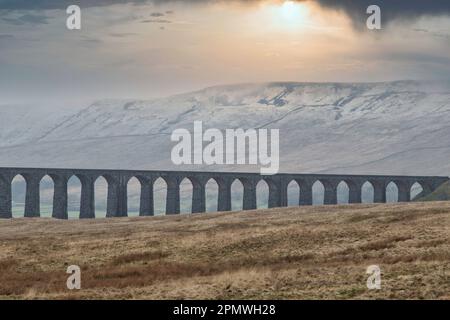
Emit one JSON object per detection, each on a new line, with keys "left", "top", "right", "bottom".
{"left": 1, "top": 0, "right": 450, "bottom": 105}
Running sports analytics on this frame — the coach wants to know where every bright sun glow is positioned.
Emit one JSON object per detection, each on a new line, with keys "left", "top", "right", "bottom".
{"left": 248, "top": 1, "right": 313, "bottom": 33}
{"left": 277, "top": 1, "right": 309, "bottom": 27}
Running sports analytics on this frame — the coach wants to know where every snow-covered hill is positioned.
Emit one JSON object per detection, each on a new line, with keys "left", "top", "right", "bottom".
{"left": 1, "top": 80, "right": 450, "bottom": 176}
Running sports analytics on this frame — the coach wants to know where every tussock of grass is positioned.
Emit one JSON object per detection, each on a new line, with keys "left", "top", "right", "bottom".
{"left": 112, "top": 251, "right": 169, "bottom": 265}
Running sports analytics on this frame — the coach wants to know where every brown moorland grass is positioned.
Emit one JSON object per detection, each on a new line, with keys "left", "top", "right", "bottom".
{"left": 0, "top": 201, "right": 449, "bottom": 300}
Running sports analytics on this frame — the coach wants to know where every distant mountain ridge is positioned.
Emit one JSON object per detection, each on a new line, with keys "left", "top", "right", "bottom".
{"left": 1, "top": 80, "right": 450, "bottom": 176}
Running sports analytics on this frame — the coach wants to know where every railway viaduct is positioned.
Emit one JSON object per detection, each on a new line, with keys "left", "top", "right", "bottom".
{"left": 0, "top": 167, "right": 448, "bottom": 219}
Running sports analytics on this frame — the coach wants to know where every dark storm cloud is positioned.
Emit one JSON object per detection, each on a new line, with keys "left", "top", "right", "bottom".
{"left": 0, "top": 0, "right": 449, "bottom": 30}
{"left": 2, "top": 0, "right": 450, "bottom": 20}
{"left": 314, "top": 0, "right": 450, "bottom": 27}
{"left": 150, "top": 0, "right": 450, "bottom": 26}
{"left": 146, "top": 0, "right": 450, "bottom": 15}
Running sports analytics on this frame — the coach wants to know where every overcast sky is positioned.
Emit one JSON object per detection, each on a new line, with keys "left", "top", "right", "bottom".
{"left": 1, "top": 0, "right": 450, "bottom": 105}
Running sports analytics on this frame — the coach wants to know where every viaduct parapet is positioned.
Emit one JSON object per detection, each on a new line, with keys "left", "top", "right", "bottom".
{"left": 0, "top": 167, "right": 448, "bottom": 219}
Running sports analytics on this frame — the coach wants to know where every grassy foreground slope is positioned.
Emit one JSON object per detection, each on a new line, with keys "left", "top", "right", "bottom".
{"left": 0, "top": 202, "right": 449, "bottom": 300}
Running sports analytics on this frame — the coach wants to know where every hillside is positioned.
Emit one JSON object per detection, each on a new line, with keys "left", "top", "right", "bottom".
{"left": 0, "top": 202, "right": 449, "bottom": 300}
{"left": 417, "top": 181, "right": 450, "bottom": 201}
{"left": 1, "top": 81, "right": 450, "bottom": 176}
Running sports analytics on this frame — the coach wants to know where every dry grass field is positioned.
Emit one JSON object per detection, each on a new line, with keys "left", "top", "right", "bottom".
{"left": 0, "top": 202, "right": 449, "bottom": 300}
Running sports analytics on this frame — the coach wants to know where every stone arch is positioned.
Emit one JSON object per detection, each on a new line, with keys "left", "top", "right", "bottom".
{"left": 67, "top": 175, "right": 82, "bottom": 219}
{"left": 161, "top": 175, "right": 183, "bottom": 215}
{"left": 186, "top": 176, "right": 209, "bottom": 214}
{"left": 205, "top": 178, "right": 219, "bottom": 212}
{"left": 76, "top": 173, "right": 124, "bottom": 219}
{"left": 74, "top": 174, "right": 98, "bottom": 219}
{"left": 97, "top": 173, "right": 126, "bottom": 218}
{"left": 320, "top": 179, "right": 341, "bottom": 205}
{"left": 153, "top": 177, "right": 168, "bottom": 215}
{"left": 213, "top": 176, "right": 233, "bottom": 212}
{"left": 22, "top": 173, "right": 44, "bottom": 217}
{"left": 370, "top": 179, "right": 388, "bottom": 203}
{"left": 344, "top": 179, "right": 362, "bottom": 204}
{"left": 11, "top": 174, "right": 26, "bottom": 217}
{"left": 386, "top": 181, "right": 399, "bottom": 203}
{"left": 392, "top": 180, "right": 413, "bottom": 203}
{"left": 39, "top": 175, "right": 55, "bottom": 218}
{"left": 312, "top": 180, "right": 325, "bottom": 205}
{"left": 337, "top": 181, "right": 349, "bottom": 204}
{"left": 231, "top": 179, "right": 244, "bottom": 211}
{"left": 134, "top": 175, "right": 155, "bottom": 216}
{"left": 295, "top": 179, "right": 313, "bottom": 206}
{"left": 263, "top": 177, "right": 288, "bottom": 208}
{"left": 238, "top": 177, "right": 258, "bottom": 210}
{"left": 361, "top": 181, "right": 375, "bottom": 203}
{"left": 287, "top": 180, "right": 300, "bottom": 207}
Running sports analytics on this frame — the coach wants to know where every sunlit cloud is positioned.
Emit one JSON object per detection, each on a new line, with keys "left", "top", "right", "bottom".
{"left": 0, "top": 0, "right": 449, "bottom": 105}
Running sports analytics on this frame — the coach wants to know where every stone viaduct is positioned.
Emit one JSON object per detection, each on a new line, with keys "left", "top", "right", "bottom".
{"left": 0, "top": 167, "right": 448, "bottom": 219}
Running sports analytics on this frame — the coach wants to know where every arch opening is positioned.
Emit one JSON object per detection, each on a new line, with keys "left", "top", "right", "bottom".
{"left": 231, "top": 179, "right": 244, "bottom": 211}
{"left": 410, "top": 182, "right": 424, "bottom": 201}
{"left": 127, "top": 177, "right": 141, "bottom": 217}
{"left": 12, "top": 175, "right": 26, "bottom": 218}
{"left": 153, "top": 177, "right": 167, "bottom": 215}
{"left": 205, "top": 178, "right": 219, "bottom": 212}
{"left": 67, "top": 176, "right": 81, "bottom": 219}
{"left": 39, "top": 175, "right": 54, "bottom": 218}
{"left": 180, "top": 178, "right": 193, "bottom": 214}
{"left": 361, "top": 181, "right": 375, "bottom": 203}
{"left": 312, "top": 180, "right": 324, "bottom": 205}
{"left": 287, "top": 180, "right": 300, "bottom": 207}
{"left": 337, "top": 181, "right": 349, "bottom": 204}
{"left": 256, "top": 180, "right": 269, "bottom": 209}
{"left": 386, "top": 182, "right": 399, "bottom": 203}
{"left": 94, "top": 176, "right": 108, "bottom": 218}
